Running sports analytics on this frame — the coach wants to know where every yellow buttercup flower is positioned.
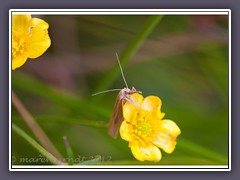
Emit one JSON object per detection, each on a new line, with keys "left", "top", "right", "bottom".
{"left": 120, "top": 93, "right": 181, "bottom": 162}
{"left": 12, "top": 14, "right": 51, "bottom": 70}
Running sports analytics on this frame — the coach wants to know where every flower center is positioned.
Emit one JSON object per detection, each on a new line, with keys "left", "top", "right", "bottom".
{"left": 135, "top": 120, "right": 152, "bottom": 136}
{"left": 12, "top": 30, "right": 26, "bottom": 58}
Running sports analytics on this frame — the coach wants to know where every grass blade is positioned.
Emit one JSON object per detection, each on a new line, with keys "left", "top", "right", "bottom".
{"left": 12, "top": 72, "right": 111, "bottom": 119}
{"left": 12, "top": 123, "right": 65, "bottom": 165}
{"left": 93, "top": 15, "right": 164, "bottom": 95}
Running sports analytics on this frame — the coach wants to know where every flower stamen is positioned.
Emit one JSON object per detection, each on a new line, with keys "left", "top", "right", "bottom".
{"left": 12, "top": 31, "right": 26, "bottom": 58}
{"left": 135, "top": 121, "right": 152, "bottom": 136}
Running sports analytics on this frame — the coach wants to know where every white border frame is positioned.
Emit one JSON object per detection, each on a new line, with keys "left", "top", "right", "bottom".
{"left": 9, "top": 9, "right": 231, "bottom": 171}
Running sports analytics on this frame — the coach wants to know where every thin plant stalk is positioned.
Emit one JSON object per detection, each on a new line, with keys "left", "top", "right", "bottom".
{"left": 12, "top": 90, "right": 63, "bottom": 160}
{"left": 63, "top": 136, "right": 74, "bottom": 165}
{"left": 12, "top": 123, "right": 65, "bottom": 165}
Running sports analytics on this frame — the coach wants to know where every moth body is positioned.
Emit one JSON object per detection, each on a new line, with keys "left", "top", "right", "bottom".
{"left": 108, "top": 87, "right": 141, "bottom": 138}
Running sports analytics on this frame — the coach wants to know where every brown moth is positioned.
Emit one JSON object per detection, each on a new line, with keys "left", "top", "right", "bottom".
{"left": 92, "top": 53, "right": 141, "bottom": 138}
{"left": 108, "top": 87, "right": 141, "bottom": 138}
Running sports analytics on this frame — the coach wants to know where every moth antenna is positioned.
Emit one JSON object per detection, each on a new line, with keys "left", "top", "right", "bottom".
{"left": 116, "top": 52, "right": 129, "bottom": 89}
{"left": 92, "top": 89, "right": 122, "bottom": 96}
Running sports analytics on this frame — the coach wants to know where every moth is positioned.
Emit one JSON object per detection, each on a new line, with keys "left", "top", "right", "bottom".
{"left": 92, "top": 53, "right": 141, "bottom": 138}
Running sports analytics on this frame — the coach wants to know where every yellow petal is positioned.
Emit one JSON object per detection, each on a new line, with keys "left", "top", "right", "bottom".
{"left": 12, "top": 14, "right": 31, "bottom": 32}
{"left": 141, "top": 96, "right": 165, "bottom": 119}
{"left": 12, "top": 55, "right": 28, "bottom": 70}
{"left": 123, "top": 93, "right": 143, "bottom": 123}
{"left": 29, "top": 17, "right": 49, "bottom": 28}
{"left": 131, "top": 144, "right": 162, "bottom": 162}
{"left": 153, "top": 120, "right": 181, "bottom": 154}
{"left": 26, "top": 18, "right": 51, "bottom": 58}
{"left": 119, "top": 120, "right": 133, "bottom": 142}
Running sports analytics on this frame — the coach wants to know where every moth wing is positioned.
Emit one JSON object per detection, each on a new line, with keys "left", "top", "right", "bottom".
{"left": 108, "top": 92, "right": 125, "bottom": 138}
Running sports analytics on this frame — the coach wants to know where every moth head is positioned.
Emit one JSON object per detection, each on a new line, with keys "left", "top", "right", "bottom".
{"left": 131, "top": 86, "right": 142, "bottom": 94}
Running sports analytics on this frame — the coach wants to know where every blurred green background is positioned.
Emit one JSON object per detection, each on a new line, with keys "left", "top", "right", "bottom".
{"left": 12, "top": 14, "right": 229, "bottom": 165}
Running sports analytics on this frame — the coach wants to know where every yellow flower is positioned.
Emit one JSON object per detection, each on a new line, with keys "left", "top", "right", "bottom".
{"left": 12, "top": 14, "right": 51, "bottom": 70}
{"left": 120, "top": 93, "right": 181, "bottom": 162}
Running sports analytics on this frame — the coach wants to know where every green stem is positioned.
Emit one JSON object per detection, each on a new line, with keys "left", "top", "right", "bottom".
{"left": 12, "top": 123, "right": 65, "bottom": 165}
{"left": 93, "top": 15, "right": 164, "bottom": 95}
{"left": 63, "top": 136, "right": 74, "bottom": 165}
